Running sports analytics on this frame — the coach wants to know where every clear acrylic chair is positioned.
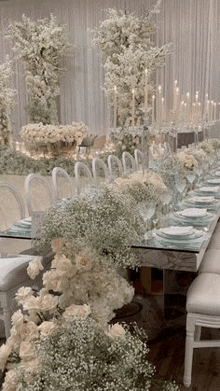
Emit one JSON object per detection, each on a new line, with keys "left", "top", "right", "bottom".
{"left": 52, "top": 167, "right": 75, "bottom": 202}
{"left": 74, "top": 161, "right": 93, "bottom": 195}
{"left": 122, "top": 151, "right": 136, "bottom": 174}
{"left": 92, "top": 158, "right": 110, "bottom": 184}
{"left": 134, "top": 149, "right": 145, "bottom": 171}
{"left": 0, "top": 183, "right": 26, "bottom": 226}
{"left": 25, "top": 173, "right": 54, "bottom": 215}
{"left": 0, "top": 183, "right": 31, "bottom": 255}
{"left": 107, "top": 155, "right": 123, "bottom": 180}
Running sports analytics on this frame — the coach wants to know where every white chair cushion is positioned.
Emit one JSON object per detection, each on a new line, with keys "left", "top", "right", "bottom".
{"left": 187, "top": 273, "right": 220, "bottom": 315}
{"left": 199, "top": 249, "right": 220, "bottom": 274}
{"left": 0, "top": 255, "right": 34, "bottom": 291}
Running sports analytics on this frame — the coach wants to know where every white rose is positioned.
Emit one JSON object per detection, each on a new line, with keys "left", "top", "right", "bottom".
{"left": 38, "top": 293, "right": 58, "bottom": 312}
{"left": 51, "top": 237, "right": 63, "bottom": 253}
{"left": 38, "top": 321, "right": 56, "bottom": 336}
{"left": 107, "top": 323, "right": 126, "bottom": 339}
{"left": 23, "top": 295, "right": 41, "bottom": 312}
{"left": 0, "top": 343, "right": 12, "bottom": 371}
{"left": 63, "top": 304, "right": 91, "bottom": 321}
{"left": 27, "top": 256, "right": 43, "bottom": 280}
{"left": 11, "top": 310, "right": 25, "bottom": 327}
{"left": 2, "top": 369, "right": 19, "bottom": 391}
{"left": 15, "top": 286, "right": 33, "bottom": 305}
{"left": 19, "top": 341, "right": 35, "bottom": 361}
{"left": 16, "top": 321, "right": 39, "bottom": 341}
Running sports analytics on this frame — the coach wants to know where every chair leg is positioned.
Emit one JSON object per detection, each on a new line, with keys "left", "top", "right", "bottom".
{"left": 194, "top": 325, "right": 201, "bottom": 341}
{"left": 183, "top": 314, "right": 195, "bottom": 388}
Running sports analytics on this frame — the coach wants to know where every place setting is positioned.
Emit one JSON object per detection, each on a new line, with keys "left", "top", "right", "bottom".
{"left": 183, "top": 195, "right": 220, "bottom": 211}
{"left": 172, "top": 207, "right": 214, "bottom": 227}
{"left": 144, "top": 224, "right": 207, "bottom": 251}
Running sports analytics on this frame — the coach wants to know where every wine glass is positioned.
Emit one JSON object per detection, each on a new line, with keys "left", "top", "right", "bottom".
{"left": 139, "top": 201, "right": 156, "bottom": 228}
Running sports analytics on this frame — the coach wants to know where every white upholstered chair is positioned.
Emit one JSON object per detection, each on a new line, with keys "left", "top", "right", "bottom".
{"left": 74, "top": 161, "right": 93, "bottom": 195}
{"left": 52, "top": 167, "right": 75, "bottom": 201}
{"left": 0, "top": 254, "right": 36, "bottom": 339}
{"left": 107, "top": 155, "right": 123, "bottom": 179}
{"left": 183, "top": 272, "right": 220, "bottom": 387}
{"left": 92, "top": 158, "right": 110, "bottom": 184}
{"left": 25, "top": 173, "right": 54, "bottom": 215}
{"left": 122, "top": 151, "right": 136, "bottom": 174}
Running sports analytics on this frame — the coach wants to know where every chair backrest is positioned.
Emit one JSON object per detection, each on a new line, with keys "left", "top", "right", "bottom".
{"left": 92, "top": 158, "right": 110, "bottom": 184}
{"left": 25, "top": 174, "right": 54, "bottom": 215}
{"left": 107, "top": 155, "right": 123, "bottom": 179}
{"left": 0, "top": 183, "right": 26, "bottom": 230}
{"left": 74, "top": 162, "right": 93, "bottom": 195}
{"left": 122, "top": 151, "right": 136, "bottom": 174}
{"left": 52, "top": 167, "right": 75, "bottom": 201}
{"left": 134, "top": 149, "right": 145, "bottom": 171}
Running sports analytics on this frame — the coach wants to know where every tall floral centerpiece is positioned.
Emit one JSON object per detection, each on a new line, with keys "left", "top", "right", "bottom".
{"left": 8, "top": 14, "right": 71, "bottom": 125}
{"left": 0, "top": 59, "right": 17, "bottom": 145}
{"left": 93, "top": 7, "right": 170, "bottom": 128}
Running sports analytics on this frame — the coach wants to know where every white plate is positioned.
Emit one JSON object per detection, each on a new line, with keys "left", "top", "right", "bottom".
{"left": 155, "top": 229, "right": 203, "bottom": 242}
{"left": 177, "top": 208, "right": 207, "bottom": 218}
{"left": 158, "top": 226, "right": 194, "bottom": 238}
{"left": 206, "top": 179, "right": 220, "bottom": 185}
{"left": 198, "top": 186, "right": 220, "bottom": 193}
{"left": 191, "top": 196, "right": 215, "bottom": 203}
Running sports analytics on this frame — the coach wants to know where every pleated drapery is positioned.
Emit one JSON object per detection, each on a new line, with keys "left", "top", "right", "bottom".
{"left": 0, "top": 0, "right": 219, "bottom": 138}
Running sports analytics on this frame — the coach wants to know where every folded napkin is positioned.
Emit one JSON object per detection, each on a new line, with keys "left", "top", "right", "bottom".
{"left": 177, "top": 208, "right": 207, "bottom": 218}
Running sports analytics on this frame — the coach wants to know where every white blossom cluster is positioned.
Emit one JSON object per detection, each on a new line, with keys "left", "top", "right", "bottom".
{"left": 0, "top": 59, "right": 17, "bottom": 145}
{"left": 20, "top": 121, "right": 89, "bottom": 149}
{"left": 93, "top": 8, "right": 171, "bottom": 126}
{"left": 8, "top": 14, "right": 71, "bottom": 124}
{"left": 176, "top": 151, "right": 198, "bottom": 171}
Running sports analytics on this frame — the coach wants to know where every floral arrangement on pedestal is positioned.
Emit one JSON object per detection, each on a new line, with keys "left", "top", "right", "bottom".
{"left": 8, "top": 14, "right": 71, "bottom": 125}
{"left": 0, "top": 183, "right": 179, "bottom": 390}
{"left": 0, "top": 59, "right": 17, "bottom": 145}
{"left": 20, "top": 121, "right": 89, "bottom": 155}
{"left": 93, "top": 7, "right": 170, "bottom": 127}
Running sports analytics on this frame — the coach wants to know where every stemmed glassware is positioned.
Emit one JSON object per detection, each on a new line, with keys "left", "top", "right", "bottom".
{"left": 139, "top": 201, "right": 156, "bottom": 229}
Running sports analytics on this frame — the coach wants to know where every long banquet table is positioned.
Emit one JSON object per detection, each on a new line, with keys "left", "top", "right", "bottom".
{"left": 132, "top": 195, "right": 220, "bottom": 318}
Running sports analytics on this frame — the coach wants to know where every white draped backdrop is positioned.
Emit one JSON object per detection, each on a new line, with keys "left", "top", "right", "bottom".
{"left": 0, "top": 0, "right": 219, "bottom": 138}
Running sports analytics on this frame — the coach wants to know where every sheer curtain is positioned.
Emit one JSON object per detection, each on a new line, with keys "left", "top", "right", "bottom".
{"left": 0, "top": 0, "right": 219, "bottom": 138}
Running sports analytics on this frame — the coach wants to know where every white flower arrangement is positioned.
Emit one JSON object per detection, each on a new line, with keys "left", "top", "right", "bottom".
{"left": 93, "top": 8, "right": 170, "bottom": 127}
{"left": 115, "top": 171, "right": 168, "bottom": 204}
{"left": 176, "top": 151, "right": 198, "bottom": 171}
{"left": 8, "top": 14, "right": 71, "bottom": 124}
{"left": 38, "top": 182, "right": 145, "bottom": 270}
{"left": 20, "top": 121, "right": 90, "bottom": 152}
{"left": 0, "top": 59, "right": 17, "bottom": 145}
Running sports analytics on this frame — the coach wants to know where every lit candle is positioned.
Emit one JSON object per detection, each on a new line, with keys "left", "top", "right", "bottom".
{"left": 204, "top": 93, "right": 208, "bottom": 121}
{"left": 186, "top": 92, "right": 190, "bottom": 122}
{"left": 113, "top": 86, "right": 117, "bottom": 129}
{"left": 173, "top": 80, "right": 178, "bottom": 112}
{"left": 162, "top": 97, "right": 165, "bottom": 122}
{"left": 211, "top": 100, "right": 214, "bottom": 122}
{"left": 152, "top": 95, "right": 155, "bottom": 124}
{"left": 157, "top": 85, "right": 162, "bottom": 123}
{"left": 132, "top": 88, "right": 135, "bottom": 127}
{"left": 144, "top": 69, "right": 148, "bottom": 109}
{"left": 198, "top": 102, "right": 201, "bottom": 123}
{"left": 214, "top": 102, "right": 217, "bottom": 122}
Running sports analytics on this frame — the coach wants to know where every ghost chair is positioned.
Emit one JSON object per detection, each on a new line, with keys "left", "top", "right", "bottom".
{"left": 74, "top": 161, "right": 93, "bottom": 195}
